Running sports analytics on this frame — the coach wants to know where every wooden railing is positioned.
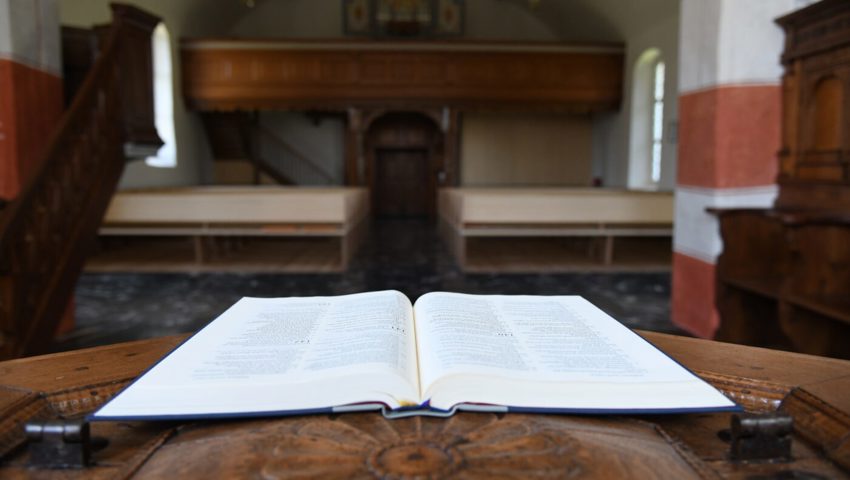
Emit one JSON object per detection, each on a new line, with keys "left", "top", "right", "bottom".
{"left": 0, "top": 5, "right": 161, "bottom": 359}
{"left": 181, "top": 39, "right": 624, "bottom": 112}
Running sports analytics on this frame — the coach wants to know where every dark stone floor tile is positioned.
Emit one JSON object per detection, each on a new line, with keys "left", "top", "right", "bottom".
{"left": 55, "top": 219, "right": 683, "bottom": 352}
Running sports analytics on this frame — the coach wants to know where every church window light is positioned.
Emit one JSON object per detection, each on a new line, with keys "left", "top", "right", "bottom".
{"left": 651, "top": 61, "right": 665, "bottom": 184}
{"left": 145, "top": 23, "right": 177, "bottom": 168}
{"left": 628, "top": 48, "right": 665, "bottom": 189}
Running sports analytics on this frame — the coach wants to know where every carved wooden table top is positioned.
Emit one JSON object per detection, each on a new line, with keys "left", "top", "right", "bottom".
{"left": 1, "top": 331, "right": 848, "bottom": 478}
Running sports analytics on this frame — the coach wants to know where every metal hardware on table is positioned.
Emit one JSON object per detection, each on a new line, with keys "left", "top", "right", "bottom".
{"left": 729, "top": 413, "right": 793, "bottom": 462}
{"left": 25, "top": 419, "right": 91, "bottom": 468}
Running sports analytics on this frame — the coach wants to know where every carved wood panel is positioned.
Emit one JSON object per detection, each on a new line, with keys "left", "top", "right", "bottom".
{"left": 181, "top": 40, "right": 623, "bottom": 112}
{"left": 2, "top": 333, "right": 850, "bottom": 478}
{"left": 130, "top": 414, "right": 706, "bottom": 479}
{"left": 776, "top": 0, "right": 850, "bottom": 210}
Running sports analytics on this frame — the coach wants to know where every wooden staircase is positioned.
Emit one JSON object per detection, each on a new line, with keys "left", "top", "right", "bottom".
{"left": 0, "top": 5, "right": 161, "bottom": 359}
{"left": 202, "top": 112, "right": 291, "bottom": 185}
{"left": 202, "top": 112, "right": 335, "bottom": 186}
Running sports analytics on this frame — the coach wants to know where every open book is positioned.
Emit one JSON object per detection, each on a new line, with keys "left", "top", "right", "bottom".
{"left": 92, "top": 291, "right": 737, "bottom": 420}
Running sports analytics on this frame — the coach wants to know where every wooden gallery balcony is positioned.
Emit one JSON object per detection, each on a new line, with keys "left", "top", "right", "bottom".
{"left": 180, "top": 39, "right": 624, "bottom": 112}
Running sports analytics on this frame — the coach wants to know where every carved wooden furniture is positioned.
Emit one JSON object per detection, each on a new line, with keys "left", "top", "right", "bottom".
{"left": 0, "top": 5, "right": 161, "bottom": 360}
{"left": 713, "top": 0, "right": 850, "bottom": 358}
{"left": 60, "top": 26, "right": 98, "bottom": 108}
{"left": 180, "top": 40, "right": 623, "bottom": 112}
{"left": 439, "top": 188, "right": 673, "bottom": 271}
{"left": 89, "top": 187, "right": 369, "bottom": 272}
{"left": 775, "top": 0, "right": 850, "bottom": 211}
{"left": 0, "top": 332, "right": 848, "bottom": 478}
{"left": 111, "top": 5, "right": 163, "bottom": 157}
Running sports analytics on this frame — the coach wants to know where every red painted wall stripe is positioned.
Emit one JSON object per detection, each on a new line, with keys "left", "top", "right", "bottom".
{"left": 678, "top": 85, "right": 780, "bottom": 189}
{"left": 671, "top": 252, "right": 719, "bottom": 338}
{"left": 0, "top": 58, "right": 63, "bottom": 200}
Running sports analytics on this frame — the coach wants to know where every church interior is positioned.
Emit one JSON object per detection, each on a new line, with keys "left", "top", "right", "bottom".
{"left": 2, "top": 0, "right": 850, "bottom": 476}
{"left": 2, "top": 0, "right": 849, "bottom": 359}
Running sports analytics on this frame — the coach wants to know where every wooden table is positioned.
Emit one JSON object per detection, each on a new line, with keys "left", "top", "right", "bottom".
{"left": 1, "top": 332, "right": 848, "bottom": 478}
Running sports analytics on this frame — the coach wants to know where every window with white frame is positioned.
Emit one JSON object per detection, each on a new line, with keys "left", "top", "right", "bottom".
{"left": 628, "top": 48, "right": 665, "bottom": 189}
{"left": 145, "top": 23, "right": 177, "bottom": 168}
{"left": 651, "top": 60, "right": 665, "bottom": 184}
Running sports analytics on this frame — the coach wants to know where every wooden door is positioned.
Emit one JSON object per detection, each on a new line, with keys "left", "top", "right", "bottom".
{"left": 366, "top": 112, "right": 440, "bottom": 218}
{"left": 375, "top": 148, "right": 429, "bottom": 217}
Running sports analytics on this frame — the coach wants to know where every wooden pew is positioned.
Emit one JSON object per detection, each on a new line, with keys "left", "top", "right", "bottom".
{"left": 90, "top": 186, "right": 369, "bottom": 272}
{"left": 439, "top": 188, "right": 674, "bottom": 271}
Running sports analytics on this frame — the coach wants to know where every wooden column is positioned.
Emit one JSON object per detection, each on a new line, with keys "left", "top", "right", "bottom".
{"left": 345, "top": 108, "right": 364, "bottom": 185}
{"left": 111, "top": 4, "right": 163, "bottom": 157}
{"left": 442, "top": 107, "right": 461, "bottom": 187}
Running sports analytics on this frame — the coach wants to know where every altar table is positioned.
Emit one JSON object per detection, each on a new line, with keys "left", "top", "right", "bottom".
{"left": 1, "top": 332, "right": 848, "bottom": 478}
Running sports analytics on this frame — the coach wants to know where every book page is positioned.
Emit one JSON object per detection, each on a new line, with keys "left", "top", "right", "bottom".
{"left": 413, "top": 293, "right": 735, "bottom": 411}
{"left": 94, "top": 290, "right": 420, "bottom": 419}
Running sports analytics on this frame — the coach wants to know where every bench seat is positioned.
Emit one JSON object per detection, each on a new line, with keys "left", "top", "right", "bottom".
{"left": 439, "top": 188, "right": 674, "bottom": 271}
{"left": 91, "top": 186, "right": 369, "bottom": 272}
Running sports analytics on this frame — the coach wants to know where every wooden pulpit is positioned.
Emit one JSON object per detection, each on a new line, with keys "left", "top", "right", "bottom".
{"left": 0, "top": 331, "right": 848, "bottom": 478}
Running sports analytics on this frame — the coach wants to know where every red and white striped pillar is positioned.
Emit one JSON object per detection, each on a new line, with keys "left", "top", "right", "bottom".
{"left": 672, "top": 0, "right": 812, "bottom": 337}
{"left": 0, "top": 0, "right": 63, "bottom": 201}
{"left": 0, "top": 0, "right": 72, "bottom": 333}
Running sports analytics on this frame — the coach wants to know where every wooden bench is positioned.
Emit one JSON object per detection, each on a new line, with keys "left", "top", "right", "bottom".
{"left": 438, "top": 188, "right": 674, "bottom": 271}
{"left": 91, "top": 186, "right": 369, "bottom": 272}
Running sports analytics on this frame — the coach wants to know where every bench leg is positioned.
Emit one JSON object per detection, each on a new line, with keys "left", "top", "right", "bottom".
{"left": 193, "top": 237, "right": 219, "bottom": 264}
{"left": 603, "top": 236, "right": 614, "bottom": 265}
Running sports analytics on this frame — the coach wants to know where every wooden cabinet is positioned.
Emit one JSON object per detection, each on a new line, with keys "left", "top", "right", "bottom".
{"left": 714, "top": 0, "right": 850, "bottom": 359}
{"left": 715, "top": 210, "right": 850, "bottom": 358}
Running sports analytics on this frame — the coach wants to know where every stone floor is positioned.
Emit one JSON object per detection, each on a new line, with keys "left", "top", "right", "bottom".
{"left": 54, "top": 219, "right": 683, "bottom": 351}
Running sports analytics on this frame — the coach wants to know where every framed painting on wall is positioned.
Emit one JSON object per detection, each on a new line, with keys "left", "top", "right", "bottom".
{"left": 343, "top": 0, "right": 464, "bottom": 38}
{"left": 344, "top": 0, "right": 372, "bottom": 35}
{"left": 435, "top": 0, "right": 463, "bottom": 36}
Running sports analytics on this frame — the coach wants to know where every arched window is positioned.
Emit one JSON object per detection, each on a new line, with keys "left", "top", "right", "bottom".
{"left": 650, "top": 60, "right": 665, "bottom": 183}
{"left": 628, "top": 48, "right": 665, "bottom": 189}
{"left": 145, "top": 23, "right": 177, "bottom": 168}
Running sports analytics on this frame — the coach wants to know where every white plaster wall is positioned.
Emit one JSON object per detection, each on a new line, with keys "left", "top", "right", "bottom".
{"left": 679, "top": 0, "right": 817, "bottom": 93}
{"left": 464, "top": 0, "right": 558, "bottom": 40}
{"left": 673, "top": 185, "right": 778, "bottom": 263}
{"left": 461, "top": 112, "right": 593, "bottom": 186}
{"left": 590, "top": 112, "right": 618, "bottom": 185}
{"left": 717, "top": 0, "right": 820, "bottom": 87}
{"left": 59, "top": 0, "right": 243, "bottom": 189}
{"left": 677, "top": 0, "right": 721, "bottom": 94}
{"left": 0, "top": 0, "right": 61, "bottom": 74}
{"left": 229, "top": 0, "right": 341, "bottom": 38}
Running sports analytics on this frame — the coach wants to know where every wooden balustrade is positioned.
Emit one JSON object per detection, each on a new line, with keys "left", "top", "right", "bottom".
{"left": 181, "top": 39, "right": 624, "bottom": 112}
{"left": 0, "top": 5, "right": 161, "bottom": 359}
